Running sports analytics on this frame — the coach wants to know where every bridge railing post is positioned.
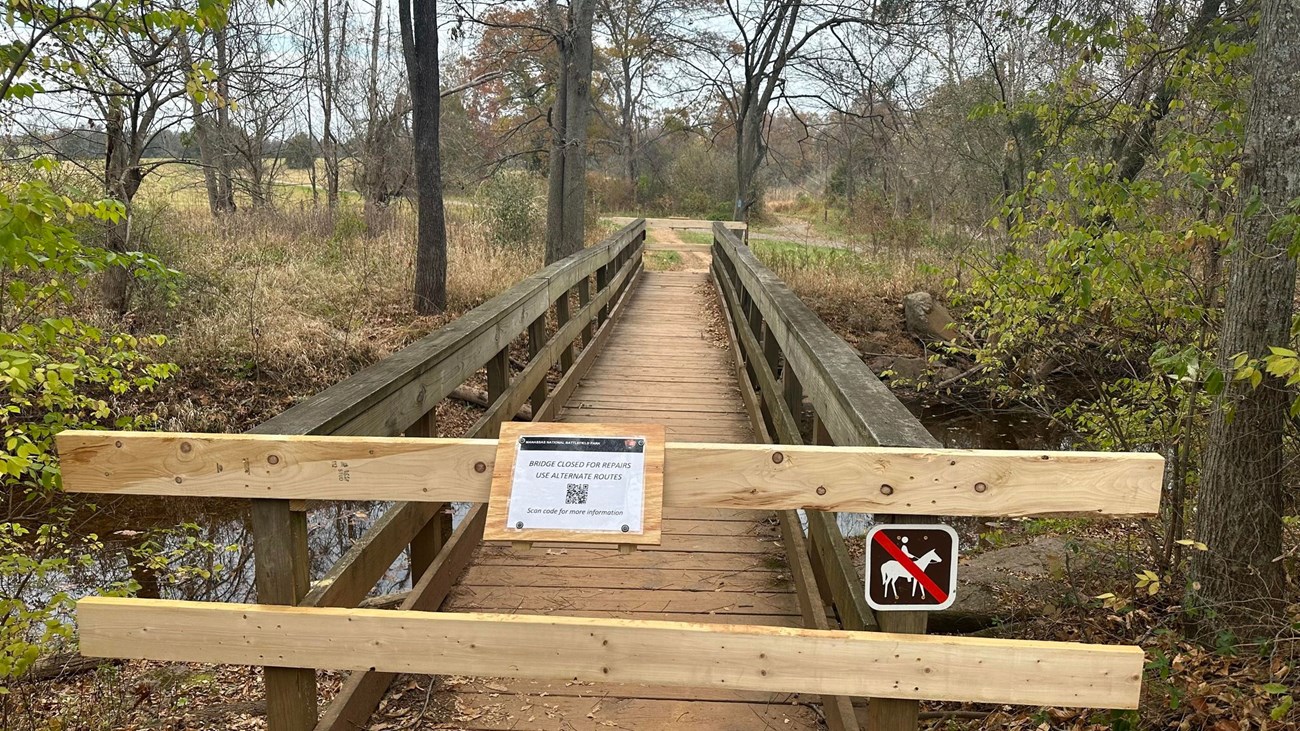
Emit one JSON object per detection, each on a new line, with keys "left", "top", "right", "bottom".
{"left": 252, "top": 501, "right": 317, "bottom": 731}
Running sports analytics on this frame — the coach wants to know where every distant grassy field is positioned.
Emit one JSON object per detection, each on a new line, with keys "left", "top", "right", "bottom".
{"left": 8, "top": 157, "right": 543, "bottom": 432}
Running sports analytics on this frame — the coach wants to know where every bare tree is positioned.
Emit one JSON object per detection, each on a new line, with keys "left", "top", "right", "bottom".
{"left": 544, "top": 0, "right": 598, "bottom": 263}
{"left": 223, "top": 0, "right": 303, "bottom": 207}
{"left": 312, "top": 0, "right": 350, "bottom": 209}
{"left": 24, "top": 0, "right": 194, "bottom": 311}
{"left": 595, "top": 0, "right": 683, "bottom": 202}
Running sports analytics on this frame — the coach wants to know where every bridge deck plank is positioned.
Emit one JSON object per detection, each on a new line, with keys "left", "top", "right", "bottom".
{"left": 445, "top": 266, "right": 820, "bottom": 729}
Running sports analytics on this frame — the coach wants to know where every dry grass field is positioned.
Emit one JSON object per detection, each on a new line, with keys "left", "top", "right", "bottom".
{"left": 107, "top": 161, "right": 541, "bottom": 432}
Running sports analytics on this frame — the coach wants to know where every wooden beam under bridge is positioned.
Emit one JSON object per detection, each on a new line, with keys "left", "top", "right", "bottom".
{"left": 77, "top": 597, "right": 1144, "bottom": 710}
{"left": 57, "top": 430, "right": 1164, "bottom": 518}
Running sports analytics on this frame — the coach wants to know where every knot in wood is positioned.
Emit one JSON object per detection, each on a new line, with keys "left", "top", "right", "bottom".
{"left": 880, "top": 484, "right": 894, "bottom": 495}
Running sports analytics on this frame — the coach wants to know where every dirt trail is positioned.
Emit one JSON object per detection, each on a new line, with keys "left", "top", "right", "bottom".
{"left": 646, "top": 226, "right": 711, "bottom": 271}
{"left": 750, "top": 214, "right": 851, "bottom": 250}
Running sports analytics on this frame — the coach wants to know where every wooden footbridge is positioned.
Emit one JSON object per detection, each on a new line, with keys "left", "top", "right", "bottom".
{"left": 59, "top": 219, "right": 1164, "bottom": 731}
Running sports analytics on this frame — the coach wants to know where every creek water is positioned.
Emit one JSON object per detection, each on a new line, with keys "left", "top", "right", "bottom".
{"left": 29, "top": 403, "right": 1058, "bottom": 606}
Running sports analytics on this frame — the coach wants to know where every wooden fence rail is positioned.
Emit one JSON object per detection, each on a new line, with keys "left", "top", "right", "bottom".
{"left": 220, "top": 219, "right": 645, "bottom": 731}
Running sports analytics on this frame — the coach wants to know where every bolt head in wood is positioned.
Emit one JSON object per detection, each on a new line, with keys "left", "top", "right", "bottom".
{"left": 474, "top": 461, "right": 487, "bottom": 473}
{"left": 180, "top": 442, "right": 192, "bottom": 454}
{"left": 880, "top": 484, "right": 894, "bottom": 495}
{"left": 267, "top": 454, "right": 279, "bottom": 465}
{"left": 816, "top": 486, "right": 827, "bottom": 496}
{"left": 974, "top": 482, "right": 987, "bottom": 493}
{"left": 771, "top": 451, "right": 784, "bottom": 464}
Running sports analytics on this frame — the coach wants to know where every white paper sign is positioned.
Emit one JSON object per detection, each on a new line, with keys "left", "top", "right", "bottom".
{"left": 505, "top": 434, "right": 647, "bottom": 534}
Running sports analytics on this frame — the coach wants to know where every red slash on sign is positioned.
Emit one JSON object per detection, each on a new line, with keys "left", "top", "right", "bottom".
{"left": 872, "top": 531, "right": 949, "bottom": 604}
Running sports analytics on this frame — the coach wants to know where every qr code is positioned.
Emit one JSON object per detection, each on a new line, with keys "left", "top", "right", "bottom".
{"left": 565, "top": 484, "right": 589, "bottom": 505}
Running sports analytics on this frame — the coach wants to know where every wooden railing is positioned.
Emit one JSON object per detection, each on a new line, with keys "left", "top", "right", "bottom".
{"left": 710, "top": 222, "right": 941, "bottom": 731}
{"left": 245, "top": 219, "right": 645, "bottom": 731}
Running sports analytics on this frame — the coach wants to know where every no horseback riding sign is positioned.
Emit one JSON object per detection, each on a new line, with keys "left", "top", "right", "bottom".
{"left": 864, "top": 524, "right": 959, "bottom": 611}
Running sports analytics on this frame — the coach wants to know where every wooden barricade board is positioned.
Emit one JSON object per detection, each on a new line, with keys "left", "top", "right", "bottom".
{"left": 77, "top": 598, "right": 1145, "bottom": 709}
{"left": 57, "top": 427, "right": 1162, "bottom": 718}
{"left": 55, "top": 431, "right": 1165, "bottom": 517}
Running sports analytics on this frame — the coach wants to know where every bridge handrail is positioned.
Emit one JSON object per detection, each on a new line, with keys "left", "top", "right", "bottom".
{"left": 711, "top": 223, "right": 938, "bottom": 450}
{"left": 253, "top": 219, "right": 646, "bottom": 439}
{"left": 711, "top": 221, "right": 938, "bottom": 731}
{"left": 246, "top": 218, "right": 646, "bottom": 731}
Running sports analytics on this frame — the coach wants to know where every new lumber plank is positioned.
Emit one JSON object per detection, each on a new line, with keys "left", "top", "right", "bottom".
{"left": 419, "top": 693, "right": 820, "bottom": 730}
{"left": 59, "top": 432, "right": 1165, "bottom": 518}
{"left": 77, "top": 599, "right": 1145, "bottom": 709}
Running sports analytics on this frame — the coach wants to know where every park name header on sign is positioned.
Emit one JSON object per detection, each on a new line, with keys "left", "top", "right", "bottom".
{"left": 506, "top": 434, "right": 647, "bottom": 534}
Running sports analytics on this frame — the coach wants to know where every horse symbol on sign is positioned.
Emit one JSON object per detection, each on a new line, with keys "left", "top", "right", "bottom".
{"left": 865, "top": 524, "right": 959, "bottom": 611}
{"left": 880, "top": 547, "right": 943, "bottom": 599}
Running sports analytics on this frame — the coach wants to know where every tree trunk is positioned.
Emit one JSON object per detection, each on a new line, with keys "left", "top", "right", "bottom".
{"left": 401, "top": 0, "right": 447, "bottom": 313}
{"left": 102, "top": 101, "right": 145, "bottom": 314}
{"left": 363, "top": 0, "right": 385, "bottom": 230}
{"left": 544, "top": 0, "right": 597, "bottom": 264}
{"left": 178, "top": 32, "right": 221, "bottom": 216}
{"left": 1189, "top": 0, "right": 1300, "bottom": 634}
{"left": 733, "top": 111, "right": 763, "bottom": 224}
{"left": 214, "top": 26, "right": 237, "bottom": 213}
{"left": 319, "top": 0, "right": 340, "bottom": 210}
{"left": 620, "top": 54, "right": 637, "bottom": 199}
{"left": 103, "top": 103, "right": 132, "bottom": 314}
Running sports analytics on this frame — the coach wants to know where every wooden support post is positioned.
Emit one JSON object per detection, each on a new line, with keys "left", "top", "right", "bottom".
{"left": 526, "top": 315, "right": 548, "bottom": 414}
{"left": 556, "top": 292, "right": 575, "bottom": 373}
{"left": 782, "top": 357, "right": 802, "bottom": 439}
{"left": 483, "top": 347, "right": 511, "bottom": 438}
{"left": 596, "top": 264, "right": 610, "bottom": 325}
{"left": 745, "top": 293, "right": 763, "bottom": 341}
{"left": 758, "top": 322, "right": 781, "bottom": 438}
{"left": 578, "top": 276, "right": 593, "bottom": 345}
{"left": 866, "top": 616, "right": 928, "bottom": 730}
{"left": 252, "top": 500, "right": 316, "bottom": 731}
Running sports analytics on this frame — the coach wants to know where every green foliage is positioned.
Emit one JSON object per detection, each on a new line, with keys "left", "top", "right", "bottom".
{"left": 953, "top": 19, "right": 1249, "bottom": 457}
{"left": 282, "top": 132, "right": 317, "bottom": 171}
{"left": 0, "top": 163, "right": 182, "bottom": 692}
{"left": 478, "top": 171, "right": 540, "bottom": 248}
{"left": 0, "top": 0, "right": 228, "bottom": 103}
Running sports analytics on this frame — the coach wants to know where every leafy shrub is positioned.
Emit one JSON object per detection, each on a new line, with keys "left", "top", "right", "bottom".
{"left": 478, "top": 171, "right": 540, "bottom": 248}
{"left": 661, "top": 142, "right": 733, "bottom": 219}
{"left": 1, "top": 164, "right": 180, "bottom": 691}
